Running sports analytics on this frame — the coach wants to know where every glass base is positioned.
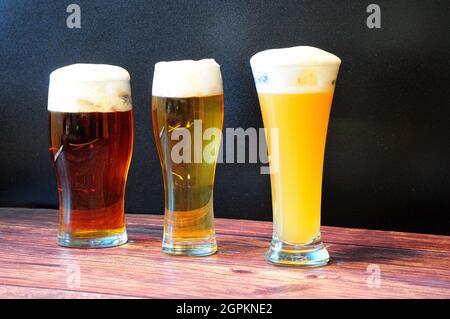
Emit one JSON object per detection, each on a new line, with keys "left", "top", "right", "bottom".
{"left": 265, "top": 237, "right": 329, "bottom": 267}
{"left": 162, "top": 236, "right": 217, "bottom": 256}
{"left": 57, "top": 230, "right": 128, "bottom": 248}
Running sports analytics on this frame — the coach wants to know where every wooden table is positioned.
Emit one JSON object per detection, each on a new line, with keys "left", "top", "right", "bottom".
{"left": 0, "top": 208, "right": 449, "bottom": 299}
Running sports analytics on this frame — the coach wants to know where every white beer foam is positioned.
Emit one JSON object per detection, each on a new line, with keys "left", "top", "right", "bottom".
{"left": 250, "top": 46, "right": 341, "bottom": 94}
{"left": 48, "top": 64, "right": 132, "bottom": 112}
{"left": 152, "top": 59, "right": 223, "bottom": 98}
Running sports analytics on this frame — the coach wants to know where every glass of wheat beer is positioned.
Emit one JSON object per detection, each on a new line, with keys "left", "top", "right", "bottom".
{"left": 152, "top": 59, "right": 224, "bottom": 256}
{"left": 48, "top": 64, "right": 134, "bottom": 248}
{"left": 250, "top": 46, "right": 341, "bottom": 266}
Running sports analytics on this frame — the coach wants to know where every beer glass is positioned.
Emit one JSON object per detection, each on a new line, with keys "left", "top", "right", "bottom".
{"left": 250, "top": 46, "right": 341, "bottom": 266}
{"left": 152, "top": 59, "right": 224, "bottom": 256}
{"left": 48, "top": 64, "right": 134, "bottom": 248}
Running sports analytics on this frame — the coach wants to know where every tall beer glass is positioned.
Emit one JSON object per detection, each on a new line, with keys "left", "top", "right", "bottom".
{"left": 152, "top": 59, "right": 224, "bottom": 256}
{"left": 250, "top": 46, "right": 341, "bottom": 266}
{"left": 48, "top": 64, "right": 134, "bottom": 248}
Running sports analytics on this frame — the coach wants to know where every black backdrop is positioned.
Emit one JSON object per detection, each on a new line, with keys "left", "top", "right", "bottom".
{"left": 0, "top": 0, "right": 449, "bottom": 235}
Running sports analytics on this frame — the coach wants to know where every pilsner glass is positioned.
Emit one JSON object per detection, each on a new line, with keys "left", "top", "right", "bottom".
{"left": 250, "top": 46, "right": 341, "bottom": 266}
{"left": 152, "top": 59, "right": 224, "bottom": 256}
{"left": 48, "top": 64, "right": 134, "bottom": 248}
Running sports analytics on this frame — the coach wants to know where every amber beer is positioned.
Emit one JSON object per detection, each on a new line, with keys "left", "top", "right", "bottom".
{"left": 48, "top": 64, "right": 133, "bottom": 248}
{"left": 250, "top": 46, "right": 341, "bottom": 266}
{"left": 152, "top": 59, "right": 224, "bottom": 256}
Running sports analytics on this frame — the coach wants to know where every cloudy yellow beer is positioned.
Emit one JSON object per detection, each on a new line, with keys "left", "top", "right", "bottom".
{"left": 258, "top": 91, "right": 333, "bottom": 244}
{"left": 251, "top": 46, "right": 341, "bottom": 266}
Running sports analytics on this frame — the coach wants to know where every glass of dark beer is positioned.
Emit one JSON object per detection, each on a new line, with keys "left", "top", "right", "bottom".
{"left": 48, "top": 64, "right": 134, "bottom": 248}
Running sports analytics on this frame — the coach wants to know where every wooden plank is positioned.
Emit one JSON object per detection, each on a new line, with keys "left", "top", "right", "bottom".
{"left": 0, "top": 208, "right": 449, "bottom": 298}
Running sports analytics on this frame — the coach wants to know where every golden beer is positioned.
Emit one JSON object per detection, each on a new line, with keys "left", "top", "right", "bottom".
{"left": 152, "top": 59, "right": 224, "bottom": 256}
{"left": 48, "top": 64, "right": 134, "bottom": 248}
{"left": 251, "top": 46, "right": 341, "bottom": 266}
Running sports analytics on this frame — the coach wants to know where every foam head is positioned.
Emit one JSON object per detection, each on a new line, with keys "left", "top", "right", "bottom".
{"left": 48, "top": 64, "right": 132, "bottom": 112}
{"left": 250, "top": 46, "right": 341, "bottom": 94}
{"left": 152, "top": 59, "right": 223, "bottom": 98}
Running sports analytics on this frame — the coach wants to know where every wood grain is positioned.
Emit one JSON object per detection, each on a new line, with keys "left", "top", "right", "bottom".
{"left": 0, "top": 208, "right": 449, "bottom": 299}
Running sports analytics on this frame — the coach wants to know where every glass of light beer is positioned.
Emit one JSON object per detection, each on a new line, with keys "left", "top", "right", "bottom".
{"left": 48, "top": 64, "right": 134, "bottom": 248}
{"left": 250, "top": 46, "right": 341, "bottom": 266}
{"left": 152, "top": 59, "right": 224, "bottom": 256}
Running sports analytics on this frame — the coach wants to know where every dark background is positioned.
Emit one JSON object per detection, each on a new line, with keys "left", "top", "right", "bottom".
{"left": 0, "top": 0, "right": 449, "bottom": 235}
